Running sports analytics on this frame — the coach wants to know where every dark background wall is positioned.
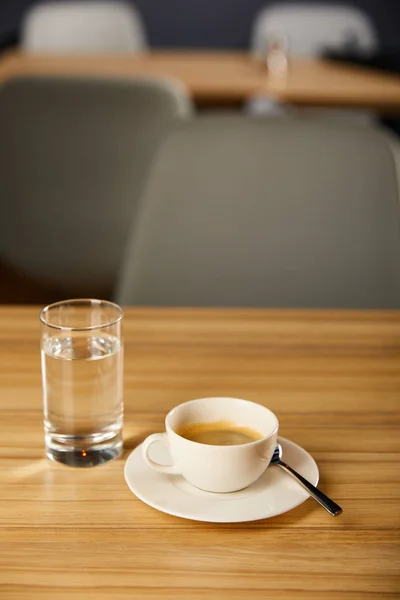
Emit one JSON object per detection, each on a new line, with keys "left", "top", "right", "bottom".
{"left": 1, "top": 0, "right": 399, "bottom": 50}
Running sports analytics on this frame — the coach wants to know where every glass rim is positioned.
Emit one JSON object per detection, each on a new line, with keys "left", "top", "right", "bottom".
{"left": 39, "top": 298, "right": 124, "bottom": 332}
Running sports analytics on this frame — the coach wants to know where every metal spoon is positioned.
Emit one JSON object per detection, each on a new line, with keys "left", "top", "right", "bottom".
{"left": 270, "top": 445, "right": 343, "bottom": 517}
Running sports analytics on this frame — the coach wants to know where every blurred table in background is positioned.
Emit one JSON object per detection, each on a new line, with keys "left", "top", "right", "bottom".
{"left": 1, "top": 306, "right": 400, "bottom": 598}
{"left": 1, "top": 50, "right": 400, "bottom": 110}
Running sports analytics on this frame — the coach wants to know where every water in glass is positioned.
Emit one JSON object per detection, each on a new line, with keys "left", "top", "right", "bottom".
{"left": 42, "top": 333, "right": 123, "bottom": 466}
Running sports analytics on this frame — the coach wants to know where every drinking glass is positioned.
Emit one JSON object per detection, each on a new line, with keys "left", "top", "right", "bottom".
{"left": 40, "top": 299, "right": 124, "bottom": 467}
{"left": 263, "top": 32, "right": 289, "bottom": 76}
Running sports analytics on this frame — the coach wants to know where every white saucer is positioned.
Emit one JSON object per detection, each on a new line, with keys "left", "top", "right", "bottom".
{"left": 124, "top": 437, "right": 319, "bottom": 523}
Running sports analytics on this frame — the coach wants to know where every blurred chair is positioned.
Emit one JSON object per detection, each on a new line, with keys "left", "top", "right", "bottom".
{"left": 21, "top": 1, "right": 147, "bottom": 52}
{"left": 252, "top": 3, "right": 378, "bottom": 59}
{"left": 117, "top": 116, "right": 400, "bottom": 309}
{"left": 249, "top": 3, "right": 378, "bottom": 121}
{"left": 0, "top": 76, "right": 192, "bottom": 298}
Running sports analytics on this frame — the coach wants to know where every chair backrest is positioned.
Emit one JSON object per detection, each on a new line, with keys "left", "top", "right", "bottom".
{"left": 117, "top": 116, "right": 400, "bottom": 309}
{"left": 0, "top": 76, "right": 192, "bottom": 297}
{"left": 22, "top": 1, "right": 147, "bottom": 52}
{"left": 252, "top": 3, "right": 378, "bottom": 58}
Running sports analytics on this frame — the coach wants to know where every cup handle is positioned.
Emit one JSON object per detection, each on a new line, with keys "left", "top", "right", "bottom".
{"left": 142, "top": 433, "right": 179, "bottom": 474}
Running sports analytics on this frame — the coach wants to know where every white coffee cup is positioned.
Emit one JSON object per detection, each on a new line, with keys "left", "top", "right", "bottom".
{"left": 142, "top": 397, "right": 279, "bottom": 493}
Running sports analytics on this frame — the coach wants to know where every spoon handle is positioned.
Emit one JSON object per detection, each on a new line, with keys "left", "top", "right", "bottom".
{"left": 278, "top": 460, "right": 343, "bottom": 517}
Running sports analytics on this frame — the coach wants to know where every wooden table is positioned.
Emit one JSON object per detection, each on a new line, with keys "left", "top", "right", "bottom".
{"left": 1, "top": 50, "right": 400, "bottom": 111}
{"left": 1, "top": 307, "right": 400, "bottom": 599}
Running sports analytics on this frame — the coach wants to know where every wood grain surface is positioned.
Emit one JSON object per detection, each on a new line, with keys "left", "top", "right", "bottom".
{"left": 1, "top": 307, "right": 400, "bottom": 599}
{"left": 1, "top": 51, "right": 400, "bottom": 110}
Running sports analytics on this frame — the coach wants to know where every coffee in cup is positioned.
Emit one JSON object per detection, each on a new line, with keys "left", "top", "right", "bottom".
{"left": 175, "top": 421, "right": 263, "bottom": 445}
